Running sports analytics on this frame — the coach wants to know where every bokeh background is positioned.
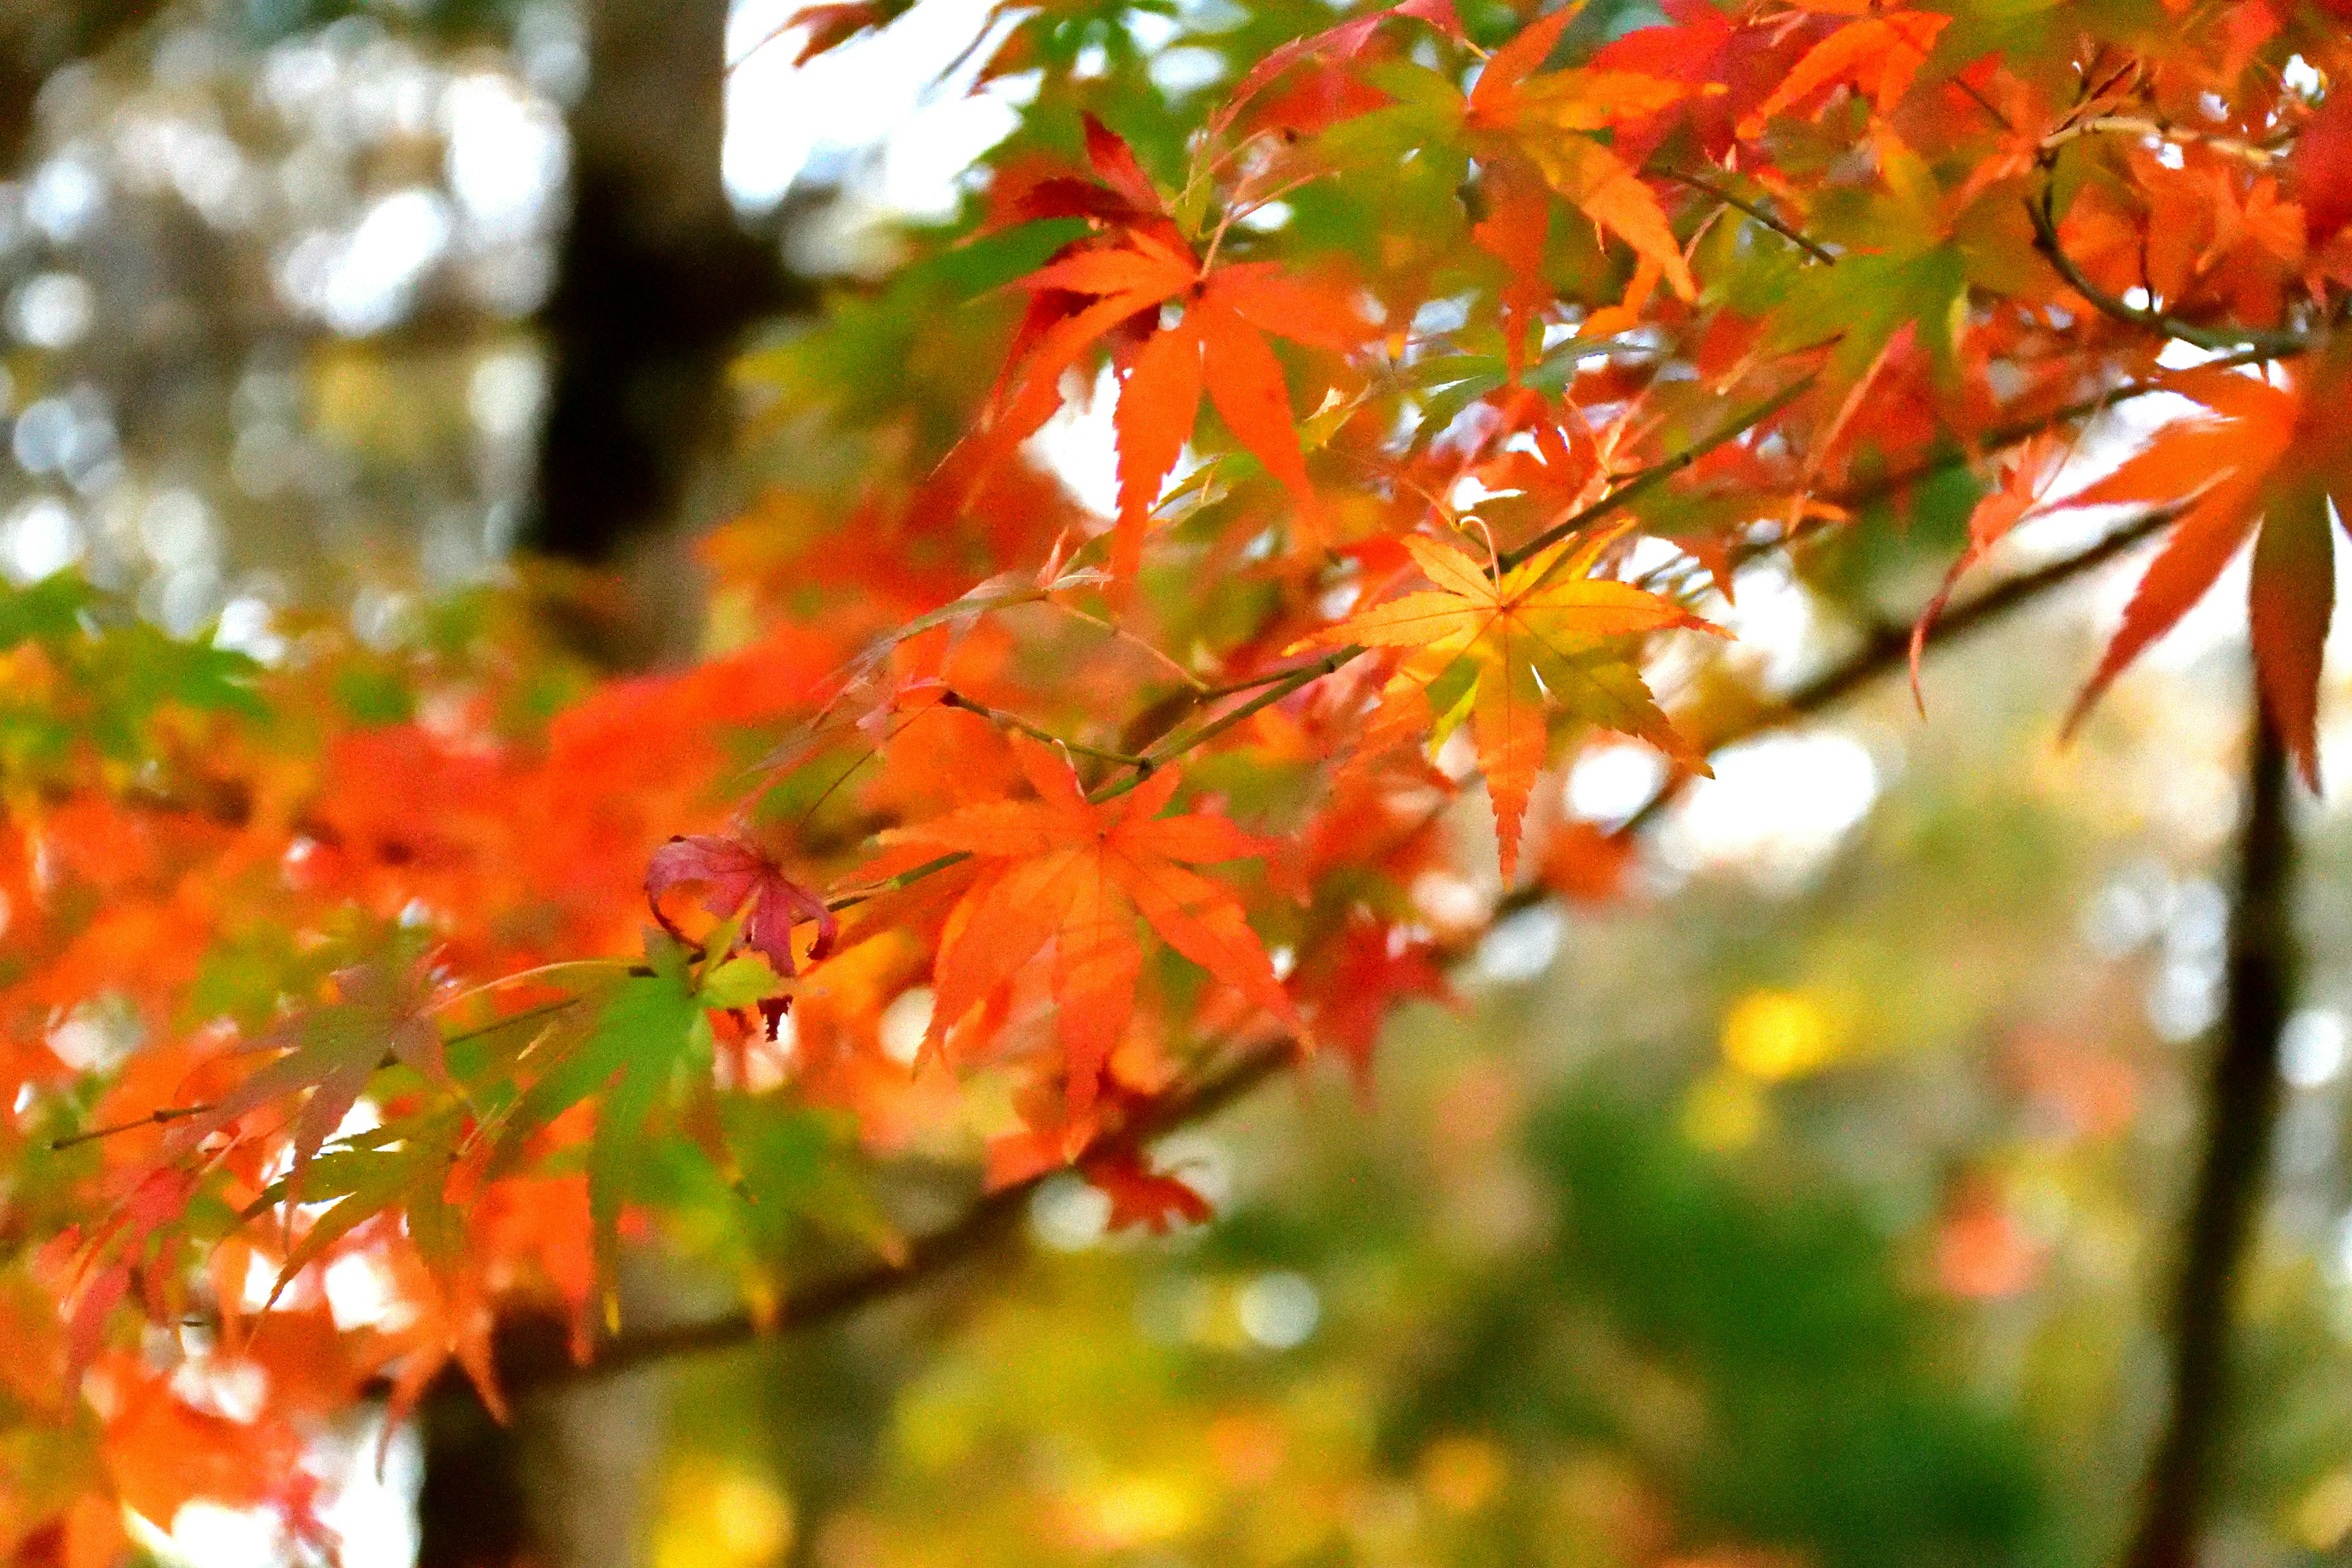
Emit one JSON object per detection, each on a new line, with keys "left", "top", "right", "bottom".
{"left": 13, "top": 2, "right": 2352, "bottom": 1567}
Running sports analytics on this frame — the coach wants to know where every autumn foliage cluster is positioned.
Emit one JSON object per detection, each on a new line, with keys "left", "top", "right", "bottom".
{"left": 6, "top": 0, "right": 2352, "bottom": 1556}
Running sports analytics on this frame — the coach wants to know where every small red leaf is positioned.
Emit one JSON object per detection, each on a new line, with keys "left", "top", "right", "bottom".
{"left": 646, "top": 834, "right": 836, "bottom": 976}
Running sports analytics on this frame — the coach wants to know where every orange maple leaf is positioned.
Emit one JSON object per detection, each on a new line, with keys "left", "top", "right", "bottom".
{"left": 1291, "top": 533, "right": 1720, "bottom": 879}
{"left": 2056, "top": 360, "right": 2351, "bottom": 786}
{"left": 1079, "top": 1146, "right": 1215, "bottom": 1234}
{"left": 982, "top": 227, "right": 1366, "bottom": 584}
{"left": 1460, "top": 6, "right": 1702, "bottom": 357}
{"left": 1909, "top": 431, "right": 2066, "bottom": 708}
{"left": 877, "top": 737, "right": 1299, "bottom": 1121}
{"left": 1736, "top": 3, "right": 1950, "bottom": 139}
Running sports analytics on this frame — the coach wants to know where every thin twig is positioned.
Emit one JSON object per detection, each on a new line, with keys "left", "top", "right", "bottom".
{"left": 1654, "top": 167, "right": 1836, "bottom": 265}
{"left": 51, "top": 1102, "right": 215, "bottom": 1152}
{"left": 2040, "top": 115, "right": 2282, "bottom": 167}
{"left": 1498, "top": 375, "right": 1820, "bottom": 575}
{"left": 1818, "top": 342, "right": 2302, "bottom": 522}
{"left": 1091, "top": 649, "right": 1359, "bottom": 804}
{"left": 1619, "top": 503, "right": 2180, "bottom": 836}
{"left": 1049, "top": 602, "right": 1209, "bottom": 690}
{"left": 404, "top": 1036, "right": 1300, "bottom": 1401}
{"left": 1618, "top": 505, "right": 2182, "bottom": 842}
{"left": 938, "top": 690, "right": 1150, "bottom": 769}
{"left": 441, "top": 997, "right": 586, "bottom": 1050}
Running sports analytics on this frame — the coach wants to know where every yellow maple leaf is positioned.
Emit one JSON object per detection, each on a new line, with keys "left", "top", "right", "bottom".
{"left": 1292, "top": 534, "right": 1720, "bottom": 878}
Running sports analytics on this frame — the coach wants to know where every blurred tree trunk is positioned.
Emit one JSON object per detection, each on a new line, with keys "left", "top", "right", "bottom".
{"left": 519, "top": 0, "right": 806, "bottom": 666}
{"left": 0, "top": 1, "right": 166, "bottom": 173}
{"left": 2121, "top": 699, "right": 2297, "bottom": 1568}
{"left": 419, "top": 0, "right": 800, "bottom": 1561}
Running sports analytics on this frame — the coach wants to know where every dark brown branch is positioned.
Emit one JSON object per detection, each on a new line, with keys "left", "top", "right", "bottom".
{"left": 2025, "top": 184, "right": 2307, "bottom": 358}
{"left": 1621, "top": 503, "right": 2180, "bottom": 836}
{"left": 413, "top": 1035, "right": 1296, "bottom": 1403}
{"left": 2121, "top": 697, "right": 2297, "bottom": 1568}
{"left": 405, "top": 500, "right": 2177, "bottom": 1406}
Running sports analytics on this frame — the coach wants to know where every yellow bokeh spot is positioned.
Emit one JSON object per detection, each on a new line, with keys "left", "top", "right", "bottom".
{"left": 1721, "top": 989, "right": 1841, "bottom": 1082}
{"left": 1683, "top": 1069, "right": 1768, "bottom": 1152}
{"left": 2295, "top": 1469, "right": 2352, "bottom": 1551}
{"left": 1072, "top": 1476, "right": 1200, "bottom": 1552}
{"left": 652, "top": 1458, "right": 793, "bottom": 1568}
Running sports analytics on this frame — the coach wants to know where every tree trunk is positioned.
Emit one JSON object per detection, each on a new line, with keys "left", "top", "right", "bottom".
{"left": 0, "top": 1, "right": 168, "bottom": 175}
{"left": 2120, "top": 696, "right": 2297, "bottom": 1568}
{"left": 519, "top": 0, "right": 805, "bottom": 666}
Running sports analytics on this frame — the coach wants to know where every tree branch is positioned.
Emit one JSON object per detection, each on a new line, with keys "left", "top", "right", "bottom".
{"left": 415, "top": 502, "right": 2177, "bottom": 1407}
{"left": 1621, "top": 503, "right": 2180, "bottom": 836}
{"left": 2121, "top": 695, "right": 2297, "bottom": 1568}
{"left": 416, "top": 1036, "right": 1297, "bottom": 1401}
{"left": 1499, "top": 375, "right": 1820, "bottom": 573}
{"left": 2025, "top": 184, "right": 2308, "bottom": 357}
{"left": 1828, "top": 343, "right": 2297, "bottom": 519}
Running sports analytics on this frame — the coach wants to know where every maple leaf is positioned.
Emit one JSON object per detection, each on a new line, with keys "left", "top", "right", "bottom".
{"left": 646, "top": 832, "right": 836, "bottom": 1030}
{"left": 1735, "top": 2, "right": 1951, "bottom": 139}
{"left": 1295, "top": 915, "right": 1453, "bottom": 1088}
{"left": 1079, "top": 1147, "right": 1214, "bottom": 1234}
{"left": 494, "top": 930, "right": 782, "bottom": 1313}
{"left": 55, "top": 1164, "right": 198, "bottom": 1381}
{"left": 958, "top": 117, "right": 1370, "bottom": 582}
{"left": 1463, "top": 6, "right": 1701, "bottom": 312}
{"left": 1460, "top": 394, "right": 1601, "bottom": 547}
{"left": 101, "top": 1368, "right": 325, "bottom": 1544}
{"left": 2054, "top": 360, "right": 2352, "bottom": 788}
{"left": 236, "top": 1104, "right": 473, "bottom": 1310}
{"left": 877, "top": 737, "right": 1299, "bottom": 1122}
{"left": 775, "top": 2, "right": 883, "bottom": 66}
{"left": 1909, "top": 432, "right": 2065, "bottom": 709}
{"left": 1539, "top": 818, "right": 1637, "bottom": 904}
{"left": 1291, "top": 533, "right": 1720, "bottom": 878}
{"left": 997, "top": 232, "right": 1366, "bottom": 582}
{"left": 170, "top": 960, "right": 448, "bottom": 1200}
{"left": 1212, "top": 0, "right": 1463, "bottom": 138}
{"left": 1586, "top": 0, "right": 1757, "bottom": 161}
{"left": 2290, "top": 92, "right": 2352, "bottom": 249}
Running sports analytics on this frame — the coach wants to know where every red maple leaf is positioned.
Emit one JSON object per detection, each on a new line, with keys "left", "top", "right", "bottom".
{"left": 646, "top": 833, "right": 837, "bottom": 1025}
{"left": 2054, "top": 359, "right": 2352, "bottom": 786}
{"left": 1080, "top": 1146, "right": 1215, "bottom": 1234}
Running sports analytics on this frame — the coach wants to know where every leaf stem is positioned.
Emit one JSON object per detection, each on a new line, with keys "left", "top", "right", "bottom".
{"left": 1653, "top": 166, "right": 1835, "bottom": 265}
{"left": 1049, "top": 603, "right": 1208, "bottom": 690}
{"left": 1091, "top": 648, "right": 1360, "bottom": 804}
{"left": 1498, "top": 373, "right": 1820, "bottom": 576}
{"left": 429, "top": 961, "right": 629, "bottom": 1016}
{"left": 51, "top": 1102, "right": 215, "bottom": 1152}
{"left": 440, "top": 996, "right": 586, "bottom": 1049}
{"left": 938, "top": 690, "right": 1151, "bottom": 768}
